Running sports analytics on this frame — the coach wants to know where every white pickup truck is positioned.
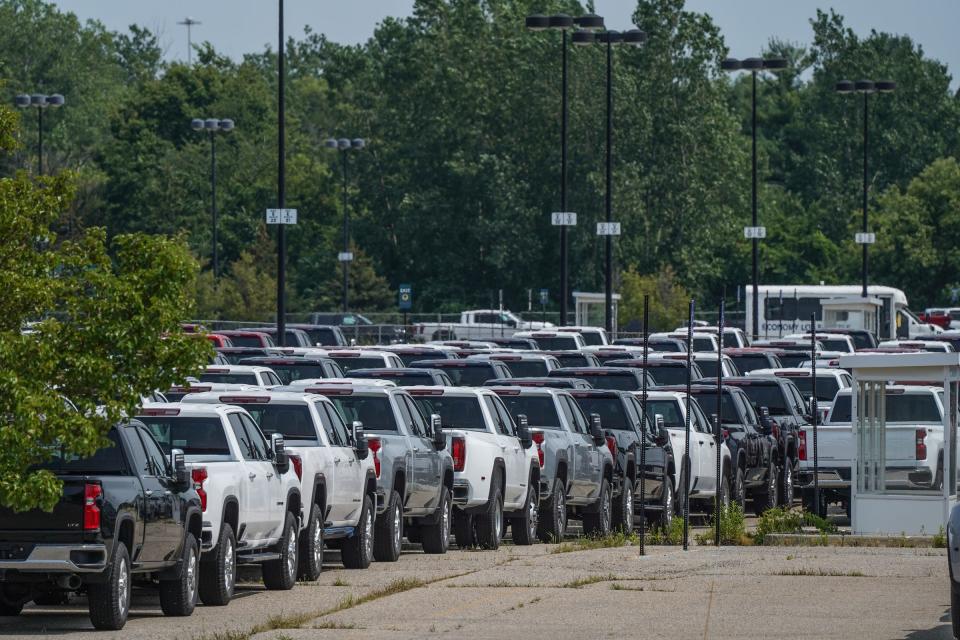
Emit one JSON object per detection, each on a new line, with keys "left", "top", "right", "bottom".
{"left": 407, "top": 387, "right": 540, "bottom": 549}
{"left": 181, "top": 391, "right": 379, "bottom": 575}
{"left": 797, "top": 385, "right": 949, "bottom": 515}
{"left": 137, "top": 403, "right": 302, "bottom": 606}
{"left": 414, "top": 309, "right": 553, "bottom": 342}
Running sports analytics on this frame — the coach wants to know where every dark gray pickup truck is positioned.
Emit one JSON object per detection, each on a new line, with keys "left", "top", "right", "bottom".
{"left": 0, "top": 422, "right": 202, "bottom": 630}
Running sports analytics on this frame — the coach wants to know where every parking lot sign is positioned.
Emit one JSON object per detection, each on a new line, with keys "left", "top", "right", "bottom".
{"left": 551, "top": 212, "right": 577, "bottom": 226}
{"left": 266, "top": 208, "right": 298, "bottom": 225}
{"left": 399, "top": 284, "right": 413, "bottom": 311}
{"left": 743, "top": 226, "right": 766, "bottom": 239}
{"left": 855, "top": 232, "right": 876, "bottom": 245}
{"left": 539, "top": 288, "right": 549, "bottom": 306}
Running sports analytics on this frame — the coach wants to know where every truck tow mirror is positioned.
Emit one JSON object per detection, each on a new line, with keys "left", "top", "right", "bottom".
{"left": 589, "top": 413, "right": 605, "bottom": 445}
{"left": 654, "top": 415, "right": 669, "bottom": 446}
{"left": 353, "top": 420, "right": 369, "bottom": 459}
{"left": 430, "top": 413, "right": 446, "bottom": 450}
{"left": 517, "top": 414, "right": 533, "bottom": 449}
{"left": 807, "top": 397, "right": 819, "bottom": 424}
{"left": 171, "top": 448, "right": 190, "bottom": 488}
{"left": 759, "top": 406, "right": 773, "bottom": 435}
{"left": 270, "top": 433, "right": 290, "bottom": 473}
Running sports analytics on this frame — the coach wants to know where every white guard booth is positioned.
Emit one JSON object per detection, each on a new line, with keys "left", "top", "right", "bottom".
{"left": 841, "top": 352, "right": 960, "bottom": 535}
{"left": 820, "top": 296, "right": 882, "bottom": 335}
{"left": 572, "top": 291, "right": 620, "bottom": 336}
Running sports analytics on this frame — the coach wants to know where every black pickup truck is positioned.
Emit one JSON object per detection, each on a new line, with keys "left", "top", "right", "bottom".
{"left": 0, "top": 422, "right": 202, "bottom": 630}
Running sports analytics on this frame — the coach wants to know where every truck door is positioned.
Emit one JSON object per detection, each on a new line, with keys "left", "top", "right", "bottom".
{"left": 689, "top": 402, "right": 715, "bottom": 493}
{"left": 486, "top": 396, "right": 527, "bottom": 506}
{"left": 132, "top": 427, "right": 181, "bottom": 564}
{"left": 397, "top": 396, "right": 438, "bottom": 511}
{"left": 563, "top": 396, "right": 602, "bottom": 501}
{"left": 239, "top": 414, "right": 287, "bottom": 541}
{"left": 228, "top": 413, "right": 273, "bottom": 541}
{"left": 320, "top": 402, "right": 365, "bottom": 524}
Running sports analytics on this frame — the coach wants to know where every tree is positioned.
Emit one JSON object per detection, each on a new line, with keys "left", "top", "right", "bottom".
{"left": 618, "top": 265, "right": 691, "bottom": 332}
{"left": 305, "top": 244, "right": 394, "bottom": 313}
{"left": 0, "top": 102, "right": 210, "bottom": 512}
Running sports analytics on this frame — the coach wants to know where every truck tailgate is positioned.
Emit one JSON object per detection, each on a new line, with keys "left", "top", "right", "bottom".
{"left": 803, "top": 424, "right": 919, "bottom": 468}
{"left": 0, "top": 479, "right": 87, "bottom": 531}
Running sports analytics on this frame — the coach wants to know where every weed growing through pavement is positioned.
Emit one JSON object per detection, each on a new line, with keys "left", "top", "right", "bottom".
{"left": 332, "top": 576, "right": 349, "bottom": 586}
{"left": 694, "top": 503, "right": 748, "bottom": 546}
{"left": 933, "top": 526, "right": 947, "bottom": 548}
{"left": 753, "top": 507, "right": 838, "bottom": 545}
{"left": 560, "top": 573, "right": 619, "bottom": 589}
{"left": 551, "top": 530, "right": 638, "bottom": 554}
{"left": 774, "top": 568, "right": 867, "bottom": 577}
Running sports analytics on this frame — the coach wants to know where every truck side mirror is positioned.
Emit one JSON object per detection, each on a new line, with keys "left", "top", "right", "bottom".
{"left": 271, "top": 433, "right": 290, "bottom": 473}
{"left": 654, "top": 414, "right": 669, "bottom": 446}
{"left": 589, "top": 413, "right": 605, "bottom": 446}
{"left": 807, "top": 397, "right": 819, "bottom": 424}
{"left": 758, "top": 406, "right": 773, "bottom": 435}
{"left": 430, "top": 413, "right": 446, "bottom": 450}
{"left": 517, "top": 414, "right": 533, "bottom": 449}
{"left": 171, "top": 448, "right": 190, "bottom": 489}
{"left": 353, "top": 420, "right": 369, "bottom": 459}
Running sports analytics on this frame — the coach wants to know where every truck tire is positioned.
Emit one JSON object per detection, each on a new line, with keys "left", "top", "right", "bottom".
{"left": 474, "top": 474, "right": 504, "bottom": 550}
{"left": 658, "top": 477, "right": 674, "bottom": 530}
{"left": 263, "top": 511, "right": 298, "bottom": 589}
{"left": 420, "top": 487, "right": 452, "bottom": 554}
{"left": 612, "top": 479, "right": 634, "bottom": 532}
{"left": 719, "top": 471, "right": 732, "bottom": 510}
{"left": 87, "top": 541, "right": 131, "bottom": 630}
{"left": 753, "top": 462, "right": 779, "bottom": 516}
{"left": 200, "top": 523, "right": 236, "bottom": 605}
{"left": 453, "top": 511, "right": 476, "bottom": 549}
{"left": 374, "top": 490, "right": 403, "bottom": 562}
{"left": 298, "top": 508, "right": 324, "bottom": 581}
{"left": 341, "top": 496, "right": 374, "bottom": 569}
{"left": 510, "top": 484, "right": 539, "bottom": 546}
{"left": 582, "top": 478, "right": 612, "bottom": 537}
{"left": 159, "top": 532, "right": 199, "bottom": 617}
{"left": 733, "top": 467, "right": 746, "bottom": 512}
{"left": 952, "top": 579, "right": 960, "bottom": 639}
{"left": 780, "top": 459, "right": 795, "bottom": 506}
{"left": 537, "top": 478, "right": 567, "bottom": 543}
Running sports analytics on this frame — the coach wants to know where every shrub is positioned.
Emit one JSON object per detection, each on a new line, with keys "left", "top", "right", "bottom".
{"left": 754, "top": 508, "right": 837, "bottom": 545}
{"left": 695, "top": 503, "right": 748, "bottom": 545}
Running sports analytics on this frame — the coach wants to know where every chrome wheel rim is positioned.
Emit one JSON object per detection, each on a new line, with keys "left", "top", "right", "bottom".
{"left": 392, "top": 503, "right": 401, "bottom": 551}
{"left": 441, "top": 498, "right": 451, "bottom": 542}
{"left": 624, "top": 484, "right": 634, "bottom": 530}
{"left": 494, "top": 499, "right": 503, "bottom": 543}
{"left": 784, "top": 464, "right": 793, "bottom": 504}
{"left": 664, "top": 482, "right": 673, "bottom": 517}
{"left": 601, "top": 486, "right": 610, "bottom": 532}
{"left": 363, "top": 509, "right": 374, "bottom": 560}
{"left": 556, "top": 490, "right": 566, "bottom": 536}
{"left": 118, "top": 556, "right": 129, "bottom": 618}
{"left": 225, "top": 537, "right": 235, "bottom": 593}
{"left": 286, "top": 527, "right": 297, "bottom": 581}
{"left": 528, "top": 490, "right": 538, "bottom": 537}
{"left": 312, "top": 519, "right": 323, "bottom": 567}
{"left": 186, "top": 546, "right": 197, "bottom": 603}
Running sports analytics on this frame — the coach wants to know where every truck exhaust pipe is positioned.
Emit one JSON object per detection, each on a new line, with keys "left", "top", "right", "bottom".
{"left": 55, "top": 574, "right": 82, "bottom": 590}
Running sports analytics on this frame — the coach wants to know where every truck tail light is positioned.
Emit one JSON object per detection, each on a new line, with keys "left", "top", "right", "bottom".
{"left": 289, "top": 455, "right": 303, "bottom": 481}
{"left": 721, "top": 429, "right": 730, "bottom": 441}
{"left": 916, "top": 429, "right": 927, "bottom": 460}
{"left": 799, "top": 431, "right": 807, "bottom": 461}
{"left": 451, "top": 436, "right": 467, "bottom": 472}
{"left": 605, "top": 435, "right": 617, "bottom": 459}
{"left": 532, "top": 432, "right": 545, "bottom": 467}
{"left": 769, "top": 418, "right": 781, "bottom": 441}
{"left": 367, "top": 438, "right": 382, "bottom": 478}
{"left": 83, "top": 483, "right": 102, "bottom": 531}
{"left": 192, "top": 467, "right": 208, "bottom": 511}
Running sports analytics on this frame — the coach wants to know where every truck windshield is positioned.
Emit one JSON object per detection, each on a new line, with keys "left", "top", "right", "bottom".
{"left": 555, "top": 354, "right": 592, "bottom": 367}
{"left": 397, "top": 352, "right": 449, "bottom": 367}
{"left": 328, "top": 396, "right": 399, "bottom": 432}
{"left": 644, "top": 400, "right": 685, "bottom": 430}
{"left": 264, "top": 364, "right": 326, "bottom": 385}
{"left": 499, "top": 395, "right": 562, "bottom": 429}
{"left": 39, "top": 430, "right": 127, "bottom": 475}
{"left": 690, "top": 391, "right": 740, "bottom": 425}
{"left": 501, "top": 361, "right": 548, "bottom": 377}
{"left": 829, "top": 393, "right": 942, "bottom": 423}
{"left": 331, "top": 357, "right": 388, "bottom": 373}
{"left": 532, "top": 336, "right": 578, "bottom": 350}
{"left": 359, "top": 373, "right": 435, "bottom": 387}
{"left": 411, "top": 396, "right": 487, "bottom": 431}
{"left": 139, "top": 417, "right": 232, "bottom": 455}
{"left": 572, "top": 397, "right": 632, "bottom": 430}
{"left": 199, "top": 373, "right": 258, "bottom": 385}
{"left": 643, "top": 367, "right": 689, "bottom": 386}
{"left": 580, "top": 332, "right": 605, "bottom": 346}
{"left": 575, "top": 373, "right": 639, "bottom": 391}
{"left": 242, "top": 405, "right": 318, "bottom": 441}
{"left": 734, "top": 384, "right": 792, "bottom": 416}
{"left": 436, "top": 366, "right": 496, "bottom": 387}
{"left": 783, "top": 377, "right": 841, "bottom": 403}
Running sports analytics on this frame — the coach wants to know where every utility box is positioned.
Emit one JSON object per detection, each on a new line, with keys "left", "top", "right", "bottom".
{"left": 841, "top": 352, "right": 960, "bottom": 536}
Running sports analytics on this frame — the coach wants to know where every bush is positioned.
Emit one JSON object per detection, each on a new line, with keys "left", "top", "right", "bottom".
{"left": 647, "top": 515, "right": 685, "bottom": 545}
{"left": 754, "top": 508, "right": 837, "bottom": 545}
{"left": 695, "top": 503, "right": 748, "bottom": 545}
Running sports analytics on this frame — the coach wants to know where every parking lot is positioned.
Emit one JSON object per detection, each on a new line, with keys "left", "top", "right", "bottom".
{"left": 1, "top": 536, "right": 949, "bottom": 640}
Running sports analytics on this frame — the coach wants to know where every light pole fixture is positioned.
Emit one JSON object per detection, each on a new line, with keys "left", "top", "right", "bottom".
{"left": 526, "top": 12, "right": 605, "bottom": 326}
{"left": 573, "top": 28, "right": 646, "bottom": 335}
{"left": 277, "top": 0, "right": 287, "bottom": 345}
{"left": 835, "top": 78, "right": 896, "bottom": 299}
{"left": 191, "top": 117, "right": 235, "bottom": 279}
{"left": 721, "top": 56, "right": 788, "bottom": 341}
{"left": 177, "top": 17, "right": 201, "bottom": 65}
{"left": 14, "top": 93, "right": 65, "bottom": 175}
{"left": 325, "top": 137, "right": 366, "bottom": 313}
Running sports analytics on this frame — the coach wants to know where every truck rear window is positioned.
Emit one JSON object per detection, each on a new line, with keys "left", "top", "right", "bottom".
{"left": 411, "top": 396, "right": 486, "bottom": 431}
{"left": 644, "top": 400, "right": 685, "bottom": 430}
{"left": 305, "top": 328, "right": 341, "bottom": 346}
{"left": 361, "top": 373, "right": 435, "bottom": 387}
{"left": 729, "top": 355, "right": 774, "bottom": 373}
{"left": 199, "top": 373, "right": 258, "bottom": 385}
{"left": 643, "top": 367, "right": 689, "bottom": 386}
{"left": 139, "top": 417, "right": 231, "bottom": 455}
{"left": 230, "top": 335, "right": 267, "bottom": 348}
{"left": 572, "top": 397, "right": 631, "bottom": 431}
{"left": 786, "top": 377, "right": 841, "bottom": 403}
{"left": 829, "top": 394, "right": 942, "bottom": 423}
{"left": 39, "top": 430, "right": 127, "bottom": 475}
{"left": 501, "top": 361, "right": 548, "bottom": 378}
{"left": 689, "top": 390, "right": 740, "bottom": 425}
{"left": 328, "top": 396, "right": 399, "bottom": 432}
{"left": 555, "top": 354, "right": 593, "bottom": 368}
{"left": 396, "top": 352, "right": 449, "bottom": 367}
{"left": 735, "top": 384, "right": 792, "bottom": 416}
{"left": 499, "top": 396, "right": 562, "bottom": 430}
{"left": 266, "top": 364, "right": 326, "bottom": 385}
{"left": 575, "top": 373, "right": 639, "bottom": 392}
{"left": 331, "top": 357, "right": 386, "bottom": 373}
{"left": 531, "top": 336, "right": 578, "bottom": 350}
{"left": 437, "top": 366, "right": 497, "bottom": 387}
{"left": 243, "top": 405, "right": 318, "bottom": 441}
{"left": 580, "top": 333, "right": 605, "bottom": 346}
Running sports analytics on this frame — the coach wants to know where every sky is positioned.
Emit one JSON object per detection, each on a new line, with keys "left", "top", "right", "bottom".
{"left": 50, "top": 0, "right": 960, "bottom": 86}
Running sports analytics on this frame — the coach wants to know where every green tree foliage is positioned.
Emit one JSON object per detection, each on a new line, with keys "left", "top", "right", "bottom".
{"left": 0, "top": 101, "right": 211, "bottom": 512}
{"left": 618, "top": 265, "right": 691, "bottom": 331}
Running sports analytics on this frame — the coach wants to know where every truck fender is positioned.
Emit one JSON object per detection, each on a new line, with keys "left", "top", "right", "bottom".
{"left": 109, "top": 513, "right": 139, "bottom": 561}
{"left": 156, "top": 506, "right": 202, "bottom": 581}
{"left": 310, "top": 474, "right": 327, "bottom": 520}
{"left": 489, "top": 459, "right": 506, "bottom": 501}
{"left": 285, "top": 489, "right": 303, "bottom": 529}
{"left": 219, "top": 496, "right": 241, "bottom": 536}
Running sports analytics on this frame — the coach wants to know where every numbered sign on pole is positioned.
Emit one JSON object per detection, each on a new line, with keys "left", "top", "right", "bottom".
{"left": 596, "top": 222, "right": 621, "bottom": 236}
{"left": 743, "top": 226, "right": 766, "bottom": 239}
{"left": 266, "top": 208, "right": 298, "bottom": 225}
{"left": 551, "top": 212, "right": 577, "bottom": 226}
{"left": 855, "top": 232, "right": 876, "bottom": 245}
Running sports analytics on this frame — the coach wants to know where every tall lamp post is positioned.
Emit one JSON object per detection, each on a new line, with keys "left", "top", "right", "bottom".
{"left": 191, "top": 118, "right": 235, "bottom": 278}
{"left": 525, "top": 12, "right": 604, "bottom": 326}
{"left": 276, "top": 0, "right": 287, "bottom": 345}
{"left": 325, "top": 137, "right": 366, "bottom": 313}
{"left": 721, "top": 57, "right": 787, "bottom": 341}
{"left": 572, "top": 27, "right": 646, "bottom": 335}
{"left": 14, "top": 93, "right": 65, "bottom": 175}
{"left": 835, "top": 79, "right": 896, "bottom": 298}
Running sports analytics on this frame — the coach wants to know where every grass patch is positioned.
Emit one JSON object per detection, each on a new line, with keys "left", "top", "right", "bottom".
{"left": 193, "top": 631, "right": 251, "bottom": 640}
{"left": 694, "top": 503, "right": 750, "bottom": 546}
{"left": 251, "top": 610, "right": 319, "bottom": 634}
{"left": 774, "top": 568, "right": 867, "bottom": 577}
{"left": 610, "top": 582, "right": 675, "bottom": 592}
{"left": 754, "top": 507, "right": 837, "bottom": 545}
{"left": 933, "top": 526, "right": 947, "bottom": 549}
{"left": 647, "top": 515, "right": 685, "bottom": 545}
{"left": 332, "top": 576, "right": 349, "bottom": 587}
{"left": 313, "top": 621, "right": 358, "bottom": 630}
{"left": 551, "top": 530, "right": 638, "bottom": 554}
{"left": 560, "top": 573, "right": 618, "bottom": 589}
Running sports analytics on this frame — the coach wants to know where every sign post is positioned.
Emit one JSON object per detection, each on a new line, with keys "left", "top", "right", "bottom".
{"left": 266, "top": 208, "right": 298, "bottom": 225}
{"left": 399, "top": 284, "right": 412, "bottom": 332}
{"left": 539, "top": 288, "right": 548, "bottom": 325}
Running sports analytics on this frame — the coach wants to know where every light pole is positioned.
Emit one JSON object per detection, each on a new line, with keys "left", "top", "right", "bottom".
{"left": 276, "top": 0, "right": 287, "bottom": 346}
{"left": 191, "top": 118, "right": 235, "bottom": 278}
{"left": 572, "top": 27, "right": 646, "bottom": 335}
{"left": 835, "top": 79, "right": 896, "bottom": 298}
{"left": 325, "top": 137, "right": 366, "bottom": 313}
{"left": 526, "top": 12, "right": 604, "bottom": 326}
{"left": 177, "top": 17, "right": 201, "bottom": 65}
{"left": 721, "top": 57, "right": 787, "bottom": 341}
{"left": 14, "top": 93, "right": 65, "bottom": 175}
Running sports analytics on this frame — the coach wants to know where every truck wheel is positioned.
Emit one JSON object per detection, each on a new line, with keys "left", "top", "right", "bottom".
{"left": 612, "top": 479, "right": 634, "bottom": 532}
{"left": 733, "top": 467, "right": 746, "bottom": 512}
{"left": 753, "top": 462, "right": 779, "bottom": 516}
{"left": 510, "top": 483, "right": 539, "bottom": 546}
{"left": 159, "top": 532, "right": 199, "bottom": 617}
{"left": 200, "top": 522, "right": 236, "bottom": 605}
{"left": 537, "top": 478, "right": 567, "bottom": 543}
{"left": 374, "top": 490, "right": 403, "bottom": 562}
{"left": 719, "top": 471, "right": 732, "bottom": 510}
{"left": 780, "top": 460, "right": 795, "bottom": 506}
{"left": 474, "top": 474, "right": 504, "bottom": 550}
{"left": 87, "top": 541, "right": 131, "bottom": 630}
{"left": 298, "top": 508, "right": 324, "bottom": 581}
{"left": 263, "top": 511, "right": 298, "bottom": 589}
{"left": 341, "top": 496, "right": 374, "bottom": 569}
{"left": 658, "top": 477, "right": 674, "bottom": 530}
{"left": 453, "top": 510, "right": 476, "bottom": 549}
{"left": 421, "top": 487, "right": 452, "bottom": 554}
{"left": 582, "top": 478, "right": 612, "bottom": 537}
{"left": 952, "top": 579, "right": 960, "bottom": 639}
